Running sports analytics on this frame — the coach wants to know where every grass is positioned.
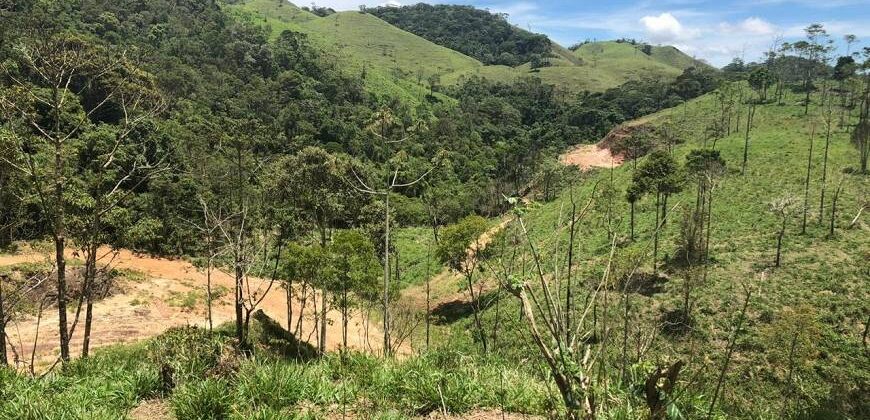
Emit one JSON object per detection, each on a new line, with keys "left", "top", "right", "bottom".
{"left": 0, "top": 315, "right": 555, "bottom": 419}
{"left": 444, "top": 85, "right": 869, "bottom": 418}
{"left": 393, "top": 226, "right": 442, "bottom": 289}
{"left": 226, "top": 0, "right": 468, "bottom": 106}
{"left": 227, "top": 2, "right": 702, "bottom": 98}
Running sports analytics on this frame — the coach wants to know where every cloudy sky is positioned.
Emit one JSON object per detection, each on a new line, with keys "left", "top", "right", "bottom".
{"left": 305, "top": 0, "right": 870, "bottom": 66}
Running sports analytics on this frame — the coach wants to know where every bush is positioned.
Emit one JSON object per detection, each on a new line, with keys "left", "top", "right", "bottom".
{"left": 146, "top": 326, "right": 239, "bottom": 386}
{"left": 170, "top": 378, "right": 232, "bottom": 420}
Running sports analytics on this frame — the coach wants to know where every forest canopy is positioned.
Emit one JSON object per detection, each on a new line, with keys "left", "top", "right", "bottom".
{"left": 367, "top": 3, "right": 552, "bottom": 67}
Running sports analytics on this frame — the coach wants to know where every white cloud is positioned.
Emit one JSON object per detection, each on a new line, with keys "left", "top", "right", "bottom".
{"left": 740, "top": 17, "right": 776, "bottom": 35}
{"left": 719, "top": 17, "right": 776, "bottom": 35}
{"left": 640, "top": 13, "right": 699, "bottom": 43}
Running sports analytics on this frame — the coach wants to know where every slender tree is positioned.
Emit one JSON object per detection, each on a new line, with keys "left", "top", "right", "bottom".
{"left": 0, "top": 34, "right": 149, "bottom": 363}
{"left": 436, "top": 215, "right": 490, "bottom": 352}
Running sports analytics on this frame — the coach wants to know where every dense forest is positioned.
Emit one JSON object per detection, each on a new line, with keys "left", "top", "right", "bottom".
{"left": 0, "top": 1, "right": 868, "bottom": 419}
{"left": 367, "top": 3, "right": 552, "bottom": 67}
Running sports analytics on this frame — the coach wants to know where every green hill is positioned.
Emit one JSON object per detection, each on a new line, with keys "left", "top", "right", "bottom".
{"left": 436, "top": 86, "right": 869, "bottom": 417}
{"left": 228, "top": 0, "right": 480, "bottom": 104}
{"left": 229, "top": 2, "right": 707, "bottom": 96}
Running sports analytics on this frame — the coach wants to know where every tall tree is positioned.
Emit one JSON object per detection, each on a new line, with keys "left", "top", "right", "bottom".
{"left": 0, "top": 34, "right": 146, "bottom": 363}
{"left": 351, "top": 107, "right": 433, "bottom": 357}
{"left": 329, "top": 230, "right": 380, "bottom": 350}
{"left": 632, "top": 150, "right": 685, "bottom": 270}
{"left": 274, "top": 146, "right": 362, "bottom": 352}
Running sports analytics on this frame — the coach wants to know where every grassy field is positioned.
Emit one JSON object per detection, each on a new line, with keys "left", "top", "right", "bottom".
{"left": 228, "top": 2, "right": 703, "bottom": 97}
{"left": 227, "top": 0, "right": 457, "bottom": 106}
{"left": 437, "top": 85, "right": 869, "bottom": 418}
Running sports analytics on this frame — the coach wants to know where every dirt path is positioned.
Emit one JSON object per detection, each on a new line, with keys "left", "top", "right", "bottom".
{"left": 400, "top": 216, "right": 514, "bottom": 313}
{"left": 1, "top": 247, "right": 386, "bottom": 369}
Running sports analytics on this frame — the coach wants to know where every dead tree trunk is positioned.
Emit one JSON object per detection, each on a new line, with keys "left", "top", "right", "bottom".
{"left": 708, "top": 283, "right": 753, "bottom": 418}
{"left": 741, "top": 103, "right": 756, "bottom": 175}
{"left": 802, "top": 126, "right": 815, "bottom": 234}
{"left": 829, "top": 179, "right": 843, "bottom": 237}
{"left": 0, "top": 274, "right": 7, "bottom": 366}
{"left": 775, "top": 216, "right": 786, "bottom": 268}
{"left": 819, "top": 133, "right": 832, "bottom": 225}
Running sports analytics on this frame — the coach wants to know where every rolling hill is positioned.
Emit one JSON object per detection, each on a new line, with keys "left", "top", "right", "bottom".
{"left": 433, "top": 86, "right": 869, "bottom": 417}
{"left": 228, "top": 1, "right": 710, "bottom": 97}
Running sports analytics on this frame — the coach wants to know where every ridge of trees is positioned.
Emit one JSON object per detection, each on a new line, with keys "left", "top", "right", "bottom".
{"left": 366, "top": 3, "right": 552, "bottom": 67}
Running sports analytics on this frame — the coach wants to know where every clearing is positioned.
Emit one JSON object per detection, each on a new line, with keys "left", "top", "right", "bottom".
{"left": 1, "top": 246, "right": 387, "bottom": 369}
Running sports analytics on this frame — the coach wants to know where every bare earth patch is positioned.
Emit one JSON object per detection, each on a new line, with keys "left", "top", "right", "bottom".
{"left": 129, "top": 399, "right": 172, "bottom": 420}
{"left": 1, "top": 247, "right": 389, "bottom": 369}
{"left": 559, "top": 142, "right": 624, "bottom": 171}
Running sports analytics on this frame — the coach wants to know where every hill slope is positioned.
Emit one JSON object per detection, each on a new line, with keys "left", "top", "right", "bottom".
{"left": 437, "top": 87, "right": 869, "bottom": 417}
{"left": 229, "top": 1, "right": 707, "bottom": 96}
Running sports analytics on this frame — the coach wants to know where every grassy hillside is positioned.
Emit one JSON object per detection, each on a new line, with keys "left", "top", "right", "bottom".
{"left": 437, "top": 87, "right": 869, "bottom": 418}
{"left": 229, "top": 1, "right": 706, "bottom": 97}
{"left": 228, "top": 0, "right": 471, "bottom": 104}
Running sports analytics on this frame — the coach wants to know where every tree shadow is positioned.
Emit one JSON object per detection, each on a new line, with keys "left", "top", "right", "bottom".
{"left": 660, "top": 308, "right": 693, "bottom": 337}
{"left": 247, "top": 310, "right": 318, "bottom": 361}
{"left": 431, "top": 289, "right": 500, "bottom": 325}
{"left": 616, "top": 271, "right": 669, "bottom": 296}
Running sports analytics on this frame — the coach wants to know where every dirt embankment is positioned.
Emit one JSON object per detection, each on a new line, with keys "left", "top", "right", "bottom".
{"left": 1, "top": 247, "right": 386, "bottom": 369}
{"left": 560, "top": 121, "right": 655, "bottom": 171}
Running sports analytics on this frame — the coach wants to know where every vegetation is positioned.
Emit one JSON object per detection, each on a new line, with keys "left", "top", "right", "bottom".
{"left": 367, "top": 4, "right": 551, "bottom": 67}
{"left": 0, "top": 1, "right": 867, "bottom": 419}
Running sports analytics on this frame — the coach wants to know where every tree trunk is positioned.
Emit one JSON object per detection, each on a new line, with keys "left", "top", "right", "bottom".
{"left": 465, "top": 270, "right": 488, "bottom": 353}
{"left": 819, "top": 125, "right": 832, "bottom": 224}
{"left": 81, "top": 237, "right": 99, "bottom": 358}
{"left": 653, "top": 193, "right": 661, "bottom": 271}
{"left": 708, "top": 287, "right": 752, "bottom": 417}
{"left": 566, "top": 193, "right": 577, "bottom": 344}
{"left": 285, "top": 279, "right": 293, "bottom": 334}
{"left": 775, "top": 218, "right": 785, "bottom": 268}
{"left": 802, "top": 127, "right": 814, "bottom": 234}
{"left": 829, "top": 181, "right": 842, "bottom": 237}
{"left": 702, "top": 188, "right": 714, "bottom": 283}
{"left": 742, "top": 104, "right": 755, "bottom": 175}
{"left": 234, "top": 257, "right": 244, "bottom": 345}
{"left": 0, "top": 274, "right": 6, "bottom": 366}
{"left": 383, "top": 192, "right": 391, "bottom": 357}
{"left": 319, "top": 289, "right": 327, "bottom": 354}
{"left": 342, "top": 283, "right": 348, "bottom": 350}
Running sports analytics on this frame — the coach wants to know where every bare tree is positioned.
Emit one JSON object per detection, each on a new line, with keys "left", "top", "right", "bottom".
{"left": 802, "top": 125, "right": 815, "bottom": 234}
{"left": 350, "top": 108, "right": 433, "bottom": 357}
{"left": 708, "top": 277, "right": 756, "bottom": 418}
{"left": 770, "top": 197, "right": 797, "bottom": 268}
{"left": 0, "top": 34, "right": 151, "bottom": 363}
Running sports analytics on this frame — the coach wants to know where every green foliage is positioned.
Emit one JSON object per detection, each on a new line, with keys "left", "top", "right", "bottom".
{"left": 329, "top": 229, "right": 381, "bottom": 305}
{"left": 471, "top": 87, "right": 870, "bottom": 419}
{"left": 146, "top": 326, "right": 235, "bottom": 385}
{"left": 170, "top": 378, "right": 232, "bottom": 420}
{"left": 632, "top": 150, "right": 685, "bottom": 197}
{"left": 367, "top": 4, "right": 551, "bottom": 67}
{"left": 436, "top": 215, "right": 488, "bottom": 273}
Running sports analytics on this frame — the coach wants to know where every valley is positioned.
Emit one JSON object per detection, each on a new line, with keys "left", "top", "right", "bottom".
{"left": 0, "top": 1, "right": 867, "bottom": 419}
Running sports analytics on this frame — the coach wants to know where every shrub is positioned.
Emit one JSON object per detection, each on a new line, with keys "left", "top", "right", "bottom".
{"left": 146, "top": 326, "right": 238, "bottom": 385}
{"left": 170, "top": 378, "right": 231, "bottom": 420}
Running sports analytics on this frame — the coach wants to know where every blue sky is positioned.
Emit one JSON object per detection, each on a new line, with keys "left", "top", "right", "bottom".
{"left": 306, "top": 0, "right": 870, "bottom": 66}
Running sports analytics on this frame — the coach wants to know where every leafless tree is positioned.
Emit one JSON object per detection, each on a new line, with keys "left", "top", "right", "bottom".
{"left": 350, "top": 108, "right": 433, "bottom": 357}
